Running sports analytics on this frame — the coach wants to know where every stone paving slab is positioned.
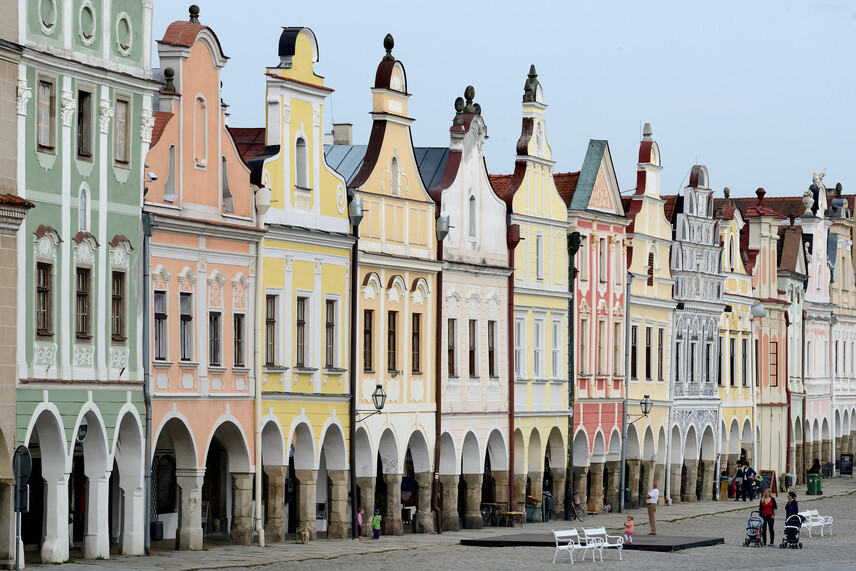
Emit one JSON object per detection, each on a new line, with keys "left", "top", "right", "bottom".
{"left": 27, "top": 476, "right": 855, "bottom": 570}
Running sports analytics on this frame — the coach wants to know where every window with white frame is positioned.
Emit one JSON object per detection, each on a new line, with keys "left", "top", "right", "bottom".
{"left": 514, "top": 318, "right": 525, "bottom": 377}
{"left": 614, "top": 322, "right": 622, "bottom": 376}
{"left": 630, "top": 325, "right": 638, "bottom": 379}
{"left": 536, "top": 234, "right": 544, "bottom": 280}
{"left": 468, "top": 319, "right": 478, "bottom": 376}
{"left": 265, "top": 295, "right": 277, "bottom": 366}
{"left": 552, "top": 320, "right": 561, "bottom": 378}
{"left": 597, "top": 320, "right": 606, "bottom": 374}
{"left": 448, "top": 318, "right": 457, "bottom": 376}
{"left": 325, "top": 299, "right": 336, "bottom": 368}
{"left": 37, "top": 78, "right": 55, "bottom": 151}
{"left": 179, "top": 292, "right": 193, "bottom": 361}
{"left": 599, "top": 237, "right": 607, "bottom": 283}
{"left": 658, "top": 328, "right": 665, "bottom": 381}
{"left": 296, "top": 297, "right": 307, "bottom": 368}
{"left": 364, "top": 309, "right": 374, "bottom": 372}
{"left": 580, "top": 318, "right": 588, "bottom": 375}
{"left": 645, "top": 327, "right": 653, "bottom": 380}
{"left": 111, "top": 271, "right": 125, "bottom": 341}
{"left": 115, "top": 97, "right": 130, "bottom": 165}
{"left": 75, "top": 268, "right": 91, "bottom": 339}
{"left": 412, "top": 313, "right": 421, "bottom": 373}
{"left": 153, "top": 291, "right": 167, "bottom": 360}
{"left": 533, "top": 319, "right": 544, "bottom": 378}
{"left": 488, "top": 320, "right": 497, "bottom": 377}
{"left": 295, "top": 137, "right": 308, "bottom": 189}
{"left": 208, "top": 312, "right": 221, "bottom": 367}
{"left": 233, "top": 313, "right": 245, "bottom": 367}
{"left": 77, "top": 88, "right": 93, "bottom": 159}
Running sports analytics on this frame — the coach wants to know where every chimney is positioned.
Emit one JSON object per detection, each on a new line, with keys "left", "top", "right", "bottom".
{"left": 332, "top": 123, "right": 353, "bottom": 145}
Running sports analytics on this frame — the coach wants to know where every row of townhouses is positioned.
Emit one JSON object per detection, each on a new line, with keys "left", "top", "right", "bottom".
{"left": 0, "top": 2, "right": 854, "bottom": 565}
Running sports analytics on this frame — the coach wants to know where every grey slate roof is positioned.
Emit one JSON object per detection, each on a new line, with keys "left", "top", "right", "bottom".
{"left": 324, "top": 145, "right": 449, "bottom": 191}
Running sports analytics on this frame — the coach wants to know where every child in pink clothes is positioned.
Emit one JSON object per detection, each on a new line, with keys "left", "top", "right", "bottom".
{"left": 623, "top": 515, "right": 634, "bottom": 543}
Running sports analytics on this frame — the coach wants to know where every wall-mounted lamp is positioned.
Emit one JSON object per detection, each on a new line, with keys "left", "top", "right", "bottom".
{"left": 349, "top": 196, "right": 364, "bottom": 227}
{"left": 750, "top": 303, "right": 767, "bottom": 318}
{"left": 254, "top": 185, "right": 271, "bottom": 217}
{"left": 436, "top": 215, "right": 450, "bottom": 241}
{"left": 627, "top": 395, "right": 653, "bottom": 425}
{"left": 356, "top": 384, "right": 387, "bottom": 423}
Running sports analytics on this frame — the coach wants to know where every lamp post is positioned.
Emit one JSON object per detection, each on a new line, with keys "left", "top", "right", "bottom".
{"left": 565, "top": 231, "right": 580, "bottom": 520}
{"left": 348, "top": 195, "right": 364, "bottom": 539}
{"left": 619, "top": 394, "right": 654, "bottom": 512}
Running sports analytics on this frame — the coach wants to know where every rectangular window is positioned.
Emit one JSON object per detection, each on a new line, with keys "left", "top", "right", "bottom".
{"left": 579, "top": 244, "right": 588, "bottom": 281}
{"left": 265, "top": 295, "right": 277, "bottom": 366}
{"left": 718, "top": 336, "right": 724, "bottom": 386}
{"left": 770, "top": 340, "right": 778, "bottom": 387}
{"left": 645, "top": 327, "right": 653, "bottom": 380}
{"left": 233, "top": 314, "right": 245, "bottom": 367}
{"left": 690, "top": 342, "right": 697, "bottom": 382}
{"left": 412, "top": 313, "right": 421, "bottom": 373}
{"left": 534, "top": 320, "right": 544, "bottom": 378}
{"left": 658, "top": 328, "right": 664, "bottom": 381}
{"left": 325, "top": 300, "right": 336, "bottom": 368}
{"left": 37, "top": 79, "right": 55, "bottom": 150}
{"left": 36, "top": 262, "right": 52, "bottom": 335}
{"left": 180, "top": 293, "right": 193, "bottom": 361}
{"left": 597, "top": 321, "right": 606, "bottom": 374}
{"left": 730, "top": 338, "right": 737, "bottom": 387}
{"left": 208, "top": 312, "right": 221, "bottom": 367}
{"left": 387, "top": 311, "right": 397, "bottom": 371}
{"left": 835, "top": 341, "right": 839, "bottom": 376}
{"left": 488, "top": 320, "right": 497, "bottom": 377}
{"left": 614, "top": 322, "right": 623, "bottom": 376}
{"left": 552, "top": 321, "right": 561, "bottom": 378}
{"left": 111, "top": 271, "right": 125, "bottom": 341}
{"left": 536, "top": 234, "right": 544, "bottom": 280}
{"left": 646, "top": 251, "right": 654, "bottom": 286}
{"left": 448, "top": 318, "right": 457, "bottom": 376}
{"left": 514, "top": 318, "right": 525, "bottom": 377}
{"left": 364, "top": 309, "right": 373, "bottom": 372}
{"left": 742, "top": 339, "right": 749, "bottom": 387}
{"left": 599, "top": 239, "right": 607, "bottom": 283}
{"left": 676, "top": 341, "right": 683, "bottom": 382}
{"left": 580, "top": 319, "right": 588, "bottom": 375}
{"left": 154, "top": 291, "right": 167, "bottom": 360}
{"left": 468, "top": 319, "right": 477, "bottom": 376}
{"left": 296, "top": 297, "right": 307, "bottom": 368}
{"left": 705, "top": 342, "right": 712, "bottom": 383}
{"left": 114, "top": 97, "right": 130, "bottom": 164}
{"left": 755, "top": 339, "right": 760, "bottom": 387}
{"left": 77, "top": 89, "right": 92, "bottom": 158}
{"left": 75, "top": 268, "right": 91, "bottom": 339}
{"left": 630, "top": 325, "right": 638, "bottom": 379}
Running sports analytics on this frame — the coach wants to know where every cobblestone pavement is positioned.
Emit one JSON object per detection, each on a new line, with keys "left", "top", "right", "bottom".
{"left": 30, "top": 478, "right": 856, "bottom": 570}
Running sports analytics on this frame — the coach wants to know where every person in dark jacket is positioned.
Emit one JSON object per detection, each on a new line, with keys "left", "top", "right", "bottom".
{"left": 807, "top": 459, "right": 821, "bottom": 474}
{"left": 785, "top": 491, "right": 800, "bottom": 525}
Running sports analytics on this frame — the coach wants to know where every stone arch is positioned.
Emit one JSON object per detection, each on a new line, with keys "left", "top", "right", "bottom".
{"left": 670, "top": 425, "right": 683, "bottom": 464}
{"left": 834, "top": 410, "right": 841, "bottom": 438}
{"left": 821, "top": 418, "right": 830, "bottom": 441}
{"left": 741, "top": 418, "right": 754, "bottom": 451}
{"left": 528, "top": 429, "right": 542, "bottom": 474}
{"left": 289, "top": 420, "right": 316, "bottom": 472}
{"left": 606, "top": 429, "right": 622, "bottom": 462}
{"left": 700, "top": 426, "right": 716, "bottom": 461}
{"left": 685, "top": 426, "right": 699, "bottom": 460}
{"left": 719, "top": 420, "right": 727, "bottom": 455}
{"left": 572, "top": 430, "right": 590, "bottom": 467}
{"left": 591, "top": 430, "right": 606, "bottom": 461}
{"left": 626, "top": 424, "right": 641, "bottom": 459}
{"left": 513, "top": 428, "right": 526, "bottom": 474}
{"left": 461, "top": 432, "right": 480, "bottom": 475}
{"left": 729, "top": 418, "right": 740, "bottom": 455}
{"left": 643, "top": 425, "right": 656, "bottom": 461}
{"left": 794, "top": 416, "right": 803, "bottom": 444}
{"left": 206, "top": 417, "right": 252, "bottom": 473}
{"left": 378, "top": 428, "right": 399, "bottom": 474}
{"left": 486, "top": 428, "right": 508, "bottom": 471}
{"left": 353, "top": 426, "right": 373, "bottom": 478}
{"left": 439, "top": 432, "right": 457, "bottom": 475}
{"left": 656, "top": 426, "right": 667, "bottom": 464}
{"left": 319, "top": 422, "right": 347, "bottom": 471}
{"left": 405, "top": 429, "right": 432, "bottom": 474}
{"left": 112, "top": 407, "right": 144, "bottom": 555}
{"left": 261, "top": 419, "right": 286, "bottom": 467}
{"left": 546, "top": 426, "right": 565, "bottom": 469}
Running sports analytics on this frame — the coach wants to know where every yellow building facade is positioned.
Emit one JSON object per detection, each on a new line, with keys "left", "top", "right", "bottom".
{"left": 249, "top": 28, "right": 355, "bottom": 541}
{"left": 623, "top": 124, "right": 673, "bottom": 506}
{"left": 493, "top": 67, "right": 570, "bottom": 517}
{"left": 716, "top": 199, "right": 755, "bottom": 491}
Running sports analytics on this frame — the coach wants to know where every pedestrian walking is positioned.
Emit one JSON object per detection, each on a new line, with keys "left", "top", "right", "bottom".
{"left": 372, "top": 509, "right": 382, "bottom": 540}
{"left": 645, "top": 481, "right": 659, "bottom": 535}
{"left": 623, "top": 515, "right": 634, "bottom": 543}
{"left": 357, "top": 508, "right": 364, "bottom": 539}
{"left": 734, "top": 461, "right": 745, "bottom": 501}
{"left": 743, "top": 462, "right": 756, "bottom": 501}
{"left": 759, "top": 488, "right": 777, "bottom": 546}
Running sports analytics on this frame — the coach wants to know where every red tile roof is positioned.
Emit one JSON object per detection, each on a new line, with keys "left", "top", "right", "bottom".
{"left": 0, "top": 194, "right": 34, "bottom": 208}
{"left": 662, "top": 195, "right": 678, "bottom": 220}
{"left": 718, "top": 205, "right": 737, "bottom": 220}
{"left": 553, "top": 172, "right": 580, "bottom": 207}
{"left": 159, "top": 21, "right": 228, "bottom": 60}
{"left": 722, "top": 196, "right": 805, "bottom": 219}
{"left": 228, "top": 127, "right": 267, "bottom": 164}
{"left": 149, "top": 111, "right": 173, "bottom": 149}
{"left": 264, "top": 72, "right": 334, "bottom": 92}
{"left": 488, "top": 174, "right": 513, "bottom": 201}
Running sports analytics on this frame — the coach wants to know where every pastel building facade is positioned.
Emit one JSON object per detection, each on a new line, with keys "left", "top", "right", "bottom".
{"left": 16, "top": 0, "right": 154, "bottom": 561}
{"left": 493, "top": 67, "right": 569, "bottom": 519}
{"left": 623, "top": 124, "right": 673, "bottom": 506}
{"left": 430, "top": 87, "right": 511, "bottom": 530}
{"left": 145, "top": 8, "right": 263, "bottom": 548}
{"left": 566, "top": 140, "right": 628, "bottom": 511}
{"left": 714, "top": 193, "right": 755, "bottom": 485}
{"left": 665, "top": 166, "right": 724, "bottom": 504}
{"left": 247, "top": 27, "right": 355, "bottom": 541}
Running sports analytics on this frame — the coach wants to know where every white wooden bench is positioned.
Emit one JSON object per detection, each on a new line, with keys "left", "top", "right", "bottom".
{"left": 798, "top": 509, "right": 833, "bottom": 537}
{"left": 552, "top": 529, "right": 604, "bottom": 564}
{"left": 583, "top": 526, "right": 624, "bottom": 560}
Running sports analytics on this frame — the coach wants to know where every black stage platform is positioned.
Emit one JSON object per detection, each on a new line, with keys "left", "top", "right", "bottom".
{"left": 460, "top": 533, "right": 724, "bottom": 552}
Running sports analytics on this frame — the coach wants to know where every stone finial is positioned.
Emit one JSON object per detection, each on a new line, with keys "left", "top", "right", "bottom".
{"left": 756, "top": 187, "right": 766, "bottom": 204}
{"left": 473, "top": 103, "right": 481, "bottom": 116}
{"left": 642, "top": 122, "right": 653, "bottom": 141}
{"left": 163, "top": 67, "right": 175, "bottom": 92}
{"left": 189, "top": 5, "right": 200, "bottom": 24}
{"left": 723, "top": 187, "right": 730, "bottom": 199}
{"left": 463, "top": 86, "right": 476, "bottom": 114}
{"left": 453, "top": 96, "right": 464, "bottom": 126}
{"left": 528, "top": 64, "right": 537, "bottom": 81}
{"left": 789, "top": 214, "right": 796, "bottom": 228}
{"left": 802, "top": 188, "right": 815, "bottom": 217}
{"left": 383, "top": 34, "right": 395, "bottom": 61}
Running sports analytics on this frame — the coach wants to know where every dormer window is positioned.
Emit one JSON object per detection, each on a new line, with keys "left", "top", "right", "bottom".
{"left": 295, "top": 137, "right": 308, "bottom": 189}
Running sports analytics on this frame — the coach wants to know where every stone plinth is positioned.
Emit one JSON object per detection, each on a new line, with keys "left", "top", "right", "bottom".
{"left": 682, "top": 460, "right": 698, "bottom": 502}
{"left": 356, "top": 477, "right": 375, "bottom": 538}
{"left": 414, "top": 472, "right": 435, "bottom": 533}
{"left": 383, "top": 473, "right": 403, "bottom": 536}
{"left": 264, "top": 466, "right": 286, "bottom": 543}
{"left": 699, "top": 460, "right": 715, "bottom": 501}
{"left": 549, "top": 468, "right": 566, "bottom": 520}
{"left": 587, "top": 463, "right": 604, "bottom": 511}
{"left": 230, "top": 472, "right": 254, "bottom": 545}
{"left": 439, "top": 474, "right": 460, "bottom": 531}
{"left": 492, "top": 471, "right": 509, "bottom": 505}
{"left": 327, "top": 470, "right": 349, "bottom": 539}
{"left": 176, "top": 469, "right": 205, "bottom": 551}
{"left": 462, "top": 473, "right": 483, "bottom": 529}
{"left": 295, "top": 469, "right": 318, "bottom": 541}
{"left": 669, "top": 464, "right": 682, "bottom": 504}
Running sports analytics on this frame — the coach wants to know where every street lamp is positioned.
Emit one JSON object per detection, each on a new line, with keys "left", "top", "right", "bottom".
{"left": 629, "top": 395, "right": 653, "bottom": 424}
{"left": 357, "top": 384, "right": 387, "bottom": 422}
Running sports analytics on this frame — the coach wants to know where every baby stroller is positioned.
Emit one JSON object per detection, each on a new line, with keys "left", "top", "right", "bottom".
{"left": 743, "top": 511, "right": 765, "bottom": 547}
{"left": 779, "top": 514, "right": 804, "bottom": 549}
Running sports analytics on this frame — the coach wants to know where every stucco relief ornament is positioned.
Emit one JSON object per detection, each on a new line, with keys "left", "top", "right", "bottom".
{"left": 99, "top": 101, "right": 114, "bottom": 133}
{"left": 61, "top": 90, "right": 76, "bottom": 127}
{"left": 110, "top": 347, "right": 129, "bottom": 369}
{"left": 17, "top": 78, "right": 32, "bottom": 116}
{"left": 467, "top": 296, "right": 480, "bottom": 318}
{"left": 804, "top": 242, "right": 812, "bottom": 264}
{"left": 447, "top": 294, "right": 460, "bottom": 317}
{"left": 140, "top": 108, "right": 154, "bottom": 143}
{"left": 74, "top": 346, "right": 94, "bottom": 367}
{"left": 283, "top": 104, "right": 291, "bottom": 123}
{"left": 74, "top": 239, "right": 97, "bottom": 265}
{"left": 312, "top": 108, "right": 321, "bottom": 126}
{"left": 335, "top": 183, "right": 347, "bottom": 214}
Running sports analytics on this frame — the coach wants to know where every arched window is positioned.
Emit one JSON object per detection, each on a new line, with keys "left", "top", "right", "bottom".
{"left": 194, "top": 97, "right": 207, "bottom": 167}
{"left": 78, "top": 187, "right": 88, "bottom": 232}
{"left": 468, "top": 194, "right": 477, "bottom": 239}
{"left": 295, "top": 137, "right": 308, "bottom": 189}
{"left": 390, "top": 156, "right": 400, "bottom": 196}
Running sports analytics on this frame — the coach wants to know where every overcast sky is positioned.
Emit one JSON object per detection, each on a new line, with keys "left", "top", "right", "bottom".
{"left": 152, "top": 0, "right": 856, "bottom": 199}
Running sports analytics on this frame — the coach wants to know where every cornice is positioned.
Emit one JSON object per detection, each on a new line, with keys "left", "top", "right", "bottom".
{"left": 21, "top": 48, "right": 157, "bottom": 93}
